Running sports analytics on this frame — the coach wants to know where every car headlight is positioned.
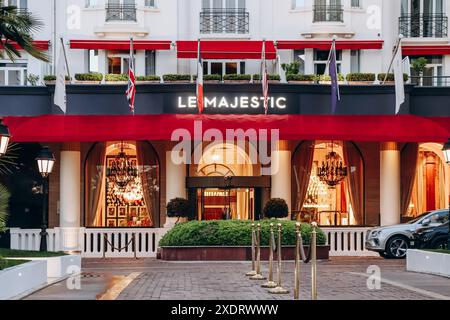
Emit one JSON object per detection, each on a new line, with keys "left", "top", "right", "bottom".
{"left": 371, "top": 230, "right": 382, "bottom": 238}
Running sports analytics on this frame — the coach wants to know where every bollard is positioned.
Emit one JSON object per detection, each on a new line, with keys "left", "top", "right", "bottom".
{"left": 250, "top": 223, "right": 266, "bottom": 280}
{"left": 102, "top": 233, "right": 106, "bottom": 260}
{"left": 133, "top": 233, "right": 137, "bottom": 260}
{"left": 311, "top": 222, "right": 318, "bottom": 300}
{"left": 246, "top": 223, "right": 257, "bottom": 276}
{"left": 268, "top": 224, "right": 289, "bottom": 294}
{"left": 261, "top": 223, "right": 277, "bottom": 288}
{"left": 294, "top": 222, "right": 301, "bottom": 300}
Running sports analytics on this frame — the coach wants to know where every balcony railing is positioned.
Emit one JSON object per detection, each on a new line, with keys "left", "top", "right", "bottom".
{"left": 106, "top": 4, "right": 137, "bottom": 22}
{"left": 399, "top": 14, "right": 448, "bottom": 38}
{"left": 200, "top": 8, "right": 249, "bottom": 34}
{"left": 411, "top": 76, "right": 450, "bottom": 87}
{"left": 313, "top": 5, "right": 344, "bottom": 22}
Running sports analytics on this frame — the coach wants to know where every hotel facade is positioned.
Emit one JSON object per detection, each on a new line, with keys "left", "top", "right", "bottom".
{"left": 0, "top": 0, "right": 449, "bottom": 257}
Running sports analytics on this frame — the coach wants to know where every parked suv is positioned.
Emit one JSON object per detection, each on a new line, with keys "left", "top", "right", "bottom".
{"left": 365, "top": 209, "right": 449, "bottom": 259}
{"left": 414, "top": 221, "right": 449, "bottom": 250}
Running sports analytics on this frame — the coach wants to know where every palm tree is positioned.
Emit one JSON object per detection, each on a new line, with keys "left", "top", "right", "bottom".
{"left": 0, "top": 183, "right": 10, "bottom": 233}
{"left": 0, "top": 0, "right": 49, "bottom": 62}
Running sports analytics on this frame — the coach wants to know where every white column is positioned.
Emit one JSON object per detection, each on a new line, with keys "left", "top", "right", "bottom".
{"left": 165, "top": 151, "right": 187, "bottom": 228}
{"left": 59, "top": 144, "right": 81, "bottom": 251}
{"left": 135, "top": 50, "right": 146, "bottom": 76}
{"left": 271, "top": 141, "right": 292, "bottom": 215}
{"left": 380, "top": 142, "right": 401, "bottom": 226}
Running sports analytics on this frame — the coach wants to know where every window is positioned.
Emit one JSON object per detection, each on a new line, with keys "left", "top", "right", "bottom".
{"left": 5, "top": 0, "right": 27, "bottom": 9}
{"left": 408, "top": 55, "right": 443, "bottom": 86}
{"left": 203, "top": 61, "right": 245, "bottom": 76}
{"left": 107, "top": 51, "right": 135, "bottom": 74}
{"left": 400, "top": 0, "right": 446, "bottom": 37}
{"left": 314, "top": 49, "right": 342, "bottom": 74}
{"left": 292, "top": 0, "right": 305, "bottom": 9}
{"left": 145, "top": 0, "right": 155, "bottom": 7}
{"left": 201, "top": 0, "right": 249, "bottom": 34}
{"left": 350, "top": 50, "right": 360, "bottom": 73}
{"left": 351, "top": 0, "right": 360, "bottom": 8}
{"left": 314, "top": 0, "right": 343, "bottom": 22}
{"left": 88, "top": 50, "right": 99, "bottom": 73}
{"left": 145, "top": 50, "right": 156, "bottom": 75}
{"left": 86, "top": 0, "right": 97, "bottom": 7}
{"left": 0, "top": 62, "right": 27, "bottom": 86}
{"left": 293, "top": 49, "right": 306, "bottom": 74}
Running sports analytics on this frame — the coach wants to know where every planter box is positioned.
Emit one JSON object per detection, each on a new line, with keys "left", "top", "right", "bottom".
{"left": 287, "top": 80, "right": 315, "bottom": 84}
{"left": 75, "top": 80, "right": 102, "bottom": 84}
{"left": 136, "top": 81, "right": 161, "bottom": 84}
{"left": 164, "top": 80, "right": 191, "bottom": 84}
{"left": 347, "top": 81, "right": 375, "bottom": 85}
{"left": 161, "top": 246, "right": 330, "bottom": 261}
{"left": 105, "top": 81, "right": 128, "bottom": 85}
{"left": 16, "top": 255, "right": 82, "bottom": 278}
{"left": 407, "top": 249, "right": 450, "bottom": 278}
{"left": 223, "top": 80, "right": 251, "bottom": 84}
{"left": 0, "top": 260, "right": 47, "bottom": 300}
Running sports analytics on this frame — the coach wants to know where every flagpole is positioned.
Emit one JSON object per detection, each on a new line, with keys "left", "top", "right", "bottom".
{"left": 60, "top": 37, "right": 71, "bottom": 83}
{"left": 382, "top": 35, "right": 403, "bottom": 84}
{"left": 131, "top": 37, "right": 134, "bottom": 115}
{"left": 333, "top": 37, "right": 340, "bottom": 101}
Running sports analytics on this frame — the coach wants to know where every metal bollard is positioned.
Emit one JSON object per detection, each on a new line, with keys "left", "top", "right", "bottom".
{"left": 261, "top": 223, "right": 277, "bottom": 288}
{"left": 311, "top": 222, "right": 318, "bottom": 300}
{"left": 246, "top": 223, "right": 257, "bottom": 276}
{"left": 268, "top": 224, "right": 289, "bottom": 294}
{"left": 250, "top": 223, "right": 266, "bottom": 280}
{"left": 294, "top": 222, "right": 301, "bottom": 300}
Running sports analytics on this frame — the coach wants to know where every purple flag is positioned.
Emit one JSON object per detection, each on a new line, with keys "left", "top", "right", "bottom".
{"left": 329, "top": 42, "right": 340, "bottom": 114}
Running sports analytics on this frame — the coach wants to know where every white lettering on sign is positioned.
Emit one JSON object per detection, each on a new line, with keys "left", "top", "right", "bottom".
{"left": 177, "top": 96, "right": 287, "bottom": 110}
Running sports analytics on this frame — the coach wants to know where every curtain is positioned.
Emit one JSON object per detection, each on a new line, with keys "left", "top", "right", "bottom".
{"left": 412, "top": 153, "right": 425, "bottom": 215}
{"left": 86, "top": 142, "right": 106, "bottom": 227}
{"left": 343, "top": 142, "right": 364, "bottom": 225}
{"left": 136, "top": 141, "right": 160, "bottom": 227}
{"left": 438, "top": 158, "right": 446, "bottom": 209}
{"left": 292, "top": 141, "right": 315, "bottom": 213}
{"left": 401, "top": 143, "right": 418, "bottom": 216}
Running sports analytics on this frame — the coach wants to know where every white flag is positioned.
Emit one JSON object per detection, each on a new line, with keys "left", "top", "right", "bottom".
{"left": 54, "top": 44, "right": 67, "bottom": 113}
{"left": 393, "top": 43, "right": 405, "bottom": 114}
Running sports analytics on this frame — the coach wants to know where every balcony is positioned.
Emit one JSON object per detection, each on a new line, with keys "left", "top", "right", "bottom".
{"left": 399, "top": 14, "right": 448, "bottom": 38}
{"left": 200, "top": 9, "right": 249, "bottom": 34}
{"left": 313, "top": 5, "right": 343, "bottom": 23}
{"left": 106, "top": 3, "right": 137, "bottom": 22}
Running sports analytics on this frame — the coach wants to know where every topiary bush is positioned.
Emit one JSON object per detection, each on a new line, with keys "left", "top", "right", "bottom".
{"left": 346, "top": 73, "right": 376, "bottom": 82}
{"left": 136, "top": 75, "right": 161, "bottom": 81}
{"left": 253, "top": 74, "right": 281, "bottom": 81}
{"left": 163, "top": 74, "right": 191, "bottom": 82}
{"left": 166, "top": 198, "right": 193, "bottom": 220}
{"left": 223, "top": 74, "right": 252, "bottom": 81}
{"left": 286, "top": 74, "right": 316, "bottom": 82}
{"left": 159, "top": 220, "right": 326, "bottom": 247}
{"left": 105, "top": 74, "right": 128, "bottom": 81}
{"left": 43, "top": 75, "right": 71, "bottom": 81}
{"left": 263, "top": 198, "right": 289, "bottom": 219}
{"left": 318, "top": 73, "right": 345, "bottom": 82}
{"left": 377, "top": 73, "right": 409, "bottom": 82}
{"left": 74, "top": 72, "right": 103, "bottom": 81}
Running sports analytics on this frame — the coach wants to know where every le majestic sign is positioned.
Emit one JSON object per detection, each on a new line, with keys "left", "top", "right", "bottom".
{"left": 178, "top": 95, "right": 287, "bottom": 111}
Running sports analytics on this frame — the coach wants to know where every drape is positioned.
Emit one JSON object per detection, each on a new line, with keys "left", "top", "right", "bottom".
{"left": 86, "top": 142, "right": 106, "bottom": 227}
{"left": 292, "top": 141, "right": 315, "bottom": 213}
{"left": 136, "top": 141, "right": 160, "bottom": 227}
{"left": 343, "top": 142, "right": 364, "bottom": 225}
{"left": 438, "top": 158, "right": 446, "bottom": 209}
{"left": 412, "top": 153, "right": 425, "bottom": 215}
{"left": 401, "top": 143, "right": 418, "bottom": 216}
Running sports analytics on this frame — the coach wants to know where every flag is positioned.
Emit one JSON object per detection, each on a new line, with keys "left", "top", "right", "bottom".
{"left": 126, "top": 38, "right": 136, "bottom": 114}
{"left": 393, "top": 42, "right": 405, "bottom": 114}
{"left": 261, "top": 40, "right": 269, "bottom": 115}
{"left": 54, "top": 43, "right": 67, "bottom": 113}
{"left": 402, "top": 56, "right": 411, "bottom": 82}
{"left": 328, "top": 40, "right": 340, "bottom": 114}
{"left": 196, "top": 40, "right": 204, "bottom": 114}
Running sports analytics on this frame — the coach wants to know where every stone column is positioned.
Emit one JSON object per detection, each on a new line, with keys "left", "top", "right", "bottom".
{"left": 270, "top": 141, "right": 292, "bottom": 215}
{"left": 165, "top": 150, "right": 187, "bottom": 228}
{"left": 380, "top": 142, "right": 401, "bottom": 226}
{"left": 59, "top": 143, "right": 81, "bottom": 251}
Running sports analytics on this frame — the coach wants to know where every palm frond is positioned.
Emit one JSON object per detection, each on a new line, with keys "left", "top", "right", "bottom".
{"left": 0, "top": 183, "right": 10, "bottom": 233}
{"left": 0, "top": 142, "right": 20, "bottom": 175}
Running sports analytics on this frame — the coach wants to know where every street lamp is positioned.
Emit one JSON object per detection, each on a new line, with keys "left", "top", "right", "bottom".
{"left": 443, "top": 139, "right": 450, "bottom": 249}
{"left": 36, "top": 147, "right": 55, "bottom": 252}
{"left": 0, "top": 119, "right": 11, "bottom": 156}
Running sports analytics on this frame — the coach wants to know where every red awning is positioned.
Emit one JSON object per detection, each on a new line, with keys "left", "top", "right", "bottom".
{"left": 276, "top": 40, "right": 384, "bottom": 50}
{"left": 69, "top": 40, "right": 172, "bottom": 51}
{"left": 3, "top": 40, "right": 50, "bottom": 51}
{"left": 177, "top": 40, "right": 277, "bottom": 59}
{"left": 402, "top": 45, "right": 450, "bottom": 56}
{"left": 4, "top": 115, "right": 450, "bottom": 143}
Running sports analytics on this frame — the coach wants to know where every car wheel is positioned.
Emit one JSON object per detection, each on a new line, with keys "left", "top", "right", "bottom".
{"left": 386, "top": 236, "right": 409, "bottom": 259}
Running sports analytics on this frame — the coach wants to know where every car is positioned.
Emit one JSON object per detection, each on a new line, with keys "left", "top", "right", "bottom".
{"left": 414, "top": 221, "right": 449, "bottom": 250}
{"left": 365, "top": 209, "right": 449, "bottom": 259}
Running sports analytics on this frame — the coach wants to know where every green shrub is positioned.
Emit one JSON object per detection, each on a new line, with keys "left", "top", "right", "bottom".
{"left": 0, "top": 184, "right": 10, "bottom": 233}
{"left": 166, "top": 198, "right": 193, "bottom": 219}
{"left": 346, "top": 73, "right": 376, "bottom": 82}
{"left": 319, "top": 73, "right": 345, "bottom": 82}
{"left": 223, "top": 74, "right": 252, "bottom": 81}
{"left": 163, "top": 74, "right": 191, "bottom": 81}
{"left": 136, "top": 75, "right": 161, "bottom": 81}
{"left": 43, "top": 75, "right": 71, "bottom": 81}
{"left": 377, "top": 73, "right": 409, "bottom": 82}
{"left": 412, "top": 57, "right": 427, "bottom": 74}
{"left": 281, "top": 61, "right": 300, "bottom": 75}
{"left": 286, "top": 74, "right": 316, "bottom": 82}
{"left": 159, "top": 220, "right": 326, "bottom": 247}
{"left": 252, "top": 74, "right": 281, "bottom": 81}
{"left": 193, "top": 74, "right": 222, "bottom": 81}
{"left": 263, "top": 198, "right": 289, "bottom": 219}
{"left": 0, "top": 256, "right": 7, "bottom": 270}
{"left": 105, "top": 74, "right": 128, "bottom": 81}
{"left": 74, "top": 73, "right": 103, "bottom": 81}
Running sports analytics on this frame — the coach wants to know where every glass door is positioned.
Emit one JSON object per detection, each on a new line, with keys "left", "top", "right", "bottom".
{"left": 0, "top": 64, "right": 27, "bottom": 86}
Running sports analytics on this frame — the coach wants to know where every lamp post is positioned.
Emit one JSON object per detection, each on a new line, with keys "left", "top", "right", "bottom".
{"left": 36, "top": 147, "right": 56, "bottom": 252}
{"left": 443, "top": 139, "right": 450, "bottom": 249}
{"left": 0, "top": 119, "right": 11, "bottom": 156}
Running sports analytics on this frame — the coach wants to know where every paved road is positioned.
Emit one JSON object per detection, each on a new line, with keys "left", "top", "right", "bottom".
{"left": 25, "top": 257, "right": 450, "bottom": 300}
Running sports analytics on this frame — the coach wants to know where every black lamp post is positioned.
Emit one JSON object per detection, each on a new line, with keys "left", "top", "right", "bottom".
{"left": 0, "top": 119, "right": 11, "bottom": 156}
{"left": 442, "top": 139, "right": 450, "bottom": 249}
{"left": 36, "top": 147, "right": 55, "bottom": 252}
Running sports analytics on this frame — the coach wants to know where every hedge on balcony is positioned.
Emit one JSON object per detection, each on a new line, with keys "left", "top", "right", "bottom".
{"left": 163, "top": 74, "right": 191, "bottom": 82}
{"left": 286, "top": 74, "right": 316, "bottom": 82}
{"left": 193, "top": 74, "right": 222, "bottom": 81}
{"left": 135, "top": 75, "right": 161, "bottom": 81}
{"left": 223, "top": 74, "right": 252, "bottom": 81}
{"left": 159, "top": 220, "right": 327, "bottom": 247}
{"left": 346, "top": 73, "right": 376, "bottom": 82}
{"left": 105, "top": 74, "right": 128, "bottom": 81}
{"left": 318, "top": 73, "right": 345, "bottom": 82}
{"left": 252, "top": 74, "right": 281, "bottom": 81}
{"left": 377, "top": 73, "right": 409, "bottom": 82}
{"left": 43, "top": 75, "right": 71, "bottom": 81}
{"left": 74, "top": 73, "right": 103, "bottom": 81}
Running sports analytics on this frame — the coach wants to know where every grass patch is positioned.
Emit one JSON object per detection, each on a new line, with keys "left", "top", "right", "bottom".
{"left": 0, "top": 248, "right": 67, "bottom": 258}
{"left": 3, "top": 259, "right": 30, "bottom": 270}
{"left": 424, "top": 249, "right": 450, "bottom": 255}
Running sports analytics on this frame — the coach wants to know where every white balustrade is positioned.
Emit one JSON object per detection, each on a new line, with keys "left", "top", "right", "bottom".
{"left": 10, "top": 228, "right": 59, "bottom": 252}
{"left": 322, "top": 227, "right": 379, "bottom": 257}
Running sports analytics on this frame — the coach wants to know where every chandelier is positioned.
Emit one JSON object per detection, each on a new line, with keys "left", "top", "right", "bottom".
{"left": 317, "top": 143, "right": 347, "bottom": 188}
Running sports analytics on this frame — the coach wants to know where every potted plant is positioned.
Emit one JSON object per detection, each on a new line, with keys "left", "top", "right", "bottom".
{"left": 318, "top": 73, "right": 345, "bottom": 84}
{"left": 286, "top": 74, "right": 317, "bottom": 84}
{"left": 223, "top": 74, "right": 252, "bottom": 83}
{"left": 43, "top": 75, "right": 71, "bottom": 85}
{"left": 281, "top": 61, "right": 300, "bottom": 76}
{"left": 166, "top": 198, "right": 193, "bottom": 224}
{"left": 263, "top": 198, "right": 289, "bottom": 219}
{"left": 412, "top": 57, "right": 428, "bottom": 86}
{"left": 193, "top": 74, "right": 222, "bottom": 84}
{"left": 377, "top": 73, "right": 409, "bottom": 85}
{"left": 74, "top": 72, "right": 103, "bottom": 84}
{"left": 346, "top": 73, "right": 376, "bottom": 85}
{"left": 105, "top": 73, "right": 128, "bottom": 84}
{"left": 27, "top": 74, "right": 40, "bottom": 86}
{"left": 136, "top": 75, "right": 161, "bottom": 84}
{"left": 163, "top": 74, "right": 191, "bottom": 83}
{"left": 252, "top": 74, "right": 281, "bottom": 83}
